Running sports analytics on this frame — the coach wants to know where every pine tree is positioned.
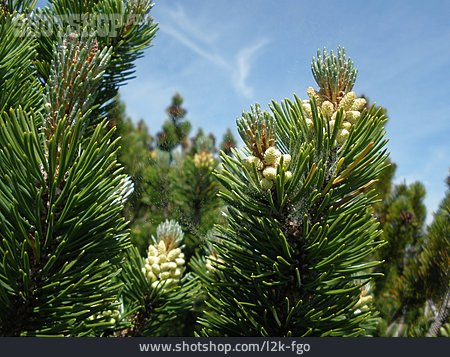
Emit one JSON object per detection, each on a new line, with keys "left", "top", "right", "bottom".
{"left": 420, "top": 182, "right": 450, "bottom": 336}
{"left": 220, "top": 128, "right": 237, "bottom": 156}
{"left": 157, "top": 93, "right": 191, "bottom": 157}
{"left": 195, "top": 47, "right": 389, "bottom": 336}
{"left": 383, "top": 177, "right": 449, "bottom": 337}
{"left": 373, "top": 181, "right": 427, "bottom": 335}
{"left": 166, "top": 129, "right": 220, "bottom": 255}
{"left": 0, "top": 0, "right": 156, "bottom": 336}
{"left": 107, "top": 97, "right": 163, "bottom": 251}
{"left": 110, "top": 96, "right": 222, "bottom": 256}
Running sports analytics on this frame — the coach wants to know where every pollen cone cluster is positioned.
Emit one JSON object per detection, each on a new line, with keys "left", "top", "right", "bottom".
{"left": 303, "top": 87, "right": 367, "bottom": 145}
{"left": 206, "top": 252, "right": 224, "bottom": 272}
{"left": 88, "top": 304, "right": 121, "bottom": 325}
{"left": 243, "top": 146, "right": 292, "bottom": 191}
{"left": 353, "top": 285, "right": 373, "bottom": 315}
{"left": 194, "top": 151, "right": 215, "bottom": 170}
{"left": 142, "top": 220, "right": 185, "bottom": 290}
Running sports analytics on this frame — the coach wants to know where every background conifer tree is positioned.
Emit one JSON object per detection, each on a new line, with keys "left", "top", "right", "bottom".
{"left": 376, "top": 176, "right": 449, "bottom": 336}
{"left": 157, "top": 93, "right": 191, "bottom": 158}
{"left": 220, "top": 128, "right": 237, "bottom": 156}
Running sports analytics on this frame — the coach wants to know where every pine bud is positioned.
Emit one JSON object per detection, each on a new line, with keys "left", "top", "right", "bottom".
{"left": 264, "top": 147, "right": 281, "bottom": 165}
{"left": 341, "top": 121, "right": 352, "bottom": 130}
{"left": 167, "top": 248, "right": 181, "bottom": 261}
{"left": 276, "top": 154, "right": 291, "bottom": 168}
{"left": 164, "top": 279, "right": 176, "bottom": 287}
{"left": 346, "top": 110, "right": 361, "bottom": 124}
{"left": 306, "top": 86, "right": 317, "bottom": 99}
{"left": 160, "top": 271, "right": 171, "bottom": 280}
{"left": 285, "top": 171, "right": 293, "bottom": 182}
{"left": 148, "top": 245, "right": 158, "bottom": 256}
{"left": 306, "top": 118, "right": 314, "bottom": 129}
{"left": 160, "top": 262, "right": 171, "bottom": 271}
{"left": 88, "top": 303, "right": 121, "bottom": 325}
{"left": 243, "top": 155, "right": 256, "bottom": 168}
{"left": 329, "top": 119, "right": 336, "bottom": 131}
{"left": 262, "top": 167, "right": 277, "bottom": 181}
{"left": 321, "top": 101, "right": 334, "bottom": 117}
{"left": 151, "top": 281, "right": 159, "bottom": 289}
{"left": 302, "top": 101, "right": 313, "bottom": 117}
{"left": 157, "top": 240, "right": 166, "bottom": 255}
{"left": 260, "top": 177, "right": 273, "bottom": 190}
{"left": 243, "top": 155, "right": 263, "bottom": 170}
{"left": 351, "top": 98, "right": 367, "bottom": 111}
{"left": 151, "top": 263, "right": 160, "bottom": 275}
{"left": 338, "top": 91, "right": 356, "bottom": 111}
{"left": 147, "top": 272, "right": 157, "bottom": 282}
{"left": 167, "top": 262, "right": 177, "bottom": 270}
{"left": 337, "top": 129, "right": 350, "bottom": 145}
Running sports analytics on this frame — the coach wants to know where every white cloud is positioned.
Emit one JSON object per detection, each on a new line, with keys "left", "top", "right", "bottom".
{"left": 158, "top": 3, "right": 269, "bottom": 98}
{"left": 166, "top": 3, "right": 220, "bottom": 45}
{"left": 160, "top": 23, "right": 228, "bottom": 69}
{"left": 233, "top": 39, "right": 269, "bottom": 97}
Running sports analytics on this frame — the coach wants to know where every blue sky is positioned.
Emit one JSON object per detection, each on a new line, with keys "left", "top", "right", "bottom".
{"left": 36, "top": 0, "right": 450, "bottom": 223}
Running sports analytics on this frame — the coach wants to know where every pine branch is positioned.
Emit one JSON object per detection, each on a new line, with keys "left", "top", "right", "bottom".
{"left": 0, "top": 31, "right": 130, "bottom": 337}
{"left": 32, "top": 0, "right": 157, "bottom": 118}
{"left": 196, "top": 48, "right": 388, "bottom": 336}
{"left": 118, "top": 220, "right": 195, "bottom": 336}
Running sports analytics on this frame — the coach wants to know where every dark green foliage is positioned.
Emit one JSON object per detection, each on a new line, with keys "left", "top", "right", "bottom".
{"left": 109, "top": 96, "right": 224, "bottom": 335}
{"left": 369, "top": 160, "right": 429, "bottom": 335}
{"left": 109, "top": 97, "right": 175, "bottom": 252}
{"left": 388, "top": 182, "right": 449, "bottom": 336}
{"left": 1, "top": 0, "right": 35, "bottom": 13}
{"left": 0, "top": 0, "right": 156, "bottom": 336}
{"left": 0, "top": 12, "right": 42, "bottom": 112}
{"left": 0, "top": 34, "right": 130, "bottom": 336}
{"left": 416, "top": 187, "right": 449, "bottom": 306}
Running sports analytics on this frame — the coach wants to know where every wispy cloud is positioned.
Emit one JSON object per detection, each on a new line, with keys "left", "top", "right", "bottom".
{"left": 160, "top": 23, "right": 229, "bottom": 69}
{"left": 233, "top": 39, "right": 269, "bottom": 97}
{"left": 158, "top": 3, "right": 269, "bottom": 98}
